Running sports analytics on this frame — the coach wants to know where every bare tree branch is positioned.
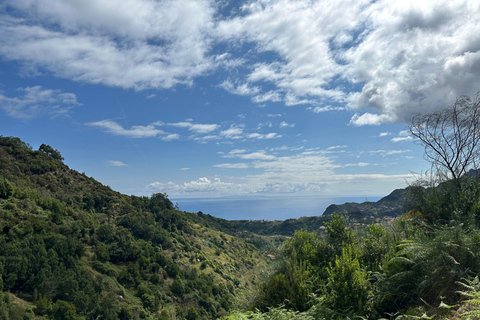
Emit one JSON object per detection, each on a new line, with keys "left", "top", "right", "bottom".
{"left": 409, "top": 92, "right": 480, "bottom": 186}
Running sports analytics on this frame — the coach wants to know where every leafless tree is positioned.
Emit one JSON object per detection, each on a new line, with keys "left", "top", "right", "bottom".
{"left": 409, "top": 92, "right": 480, "bottom": 185}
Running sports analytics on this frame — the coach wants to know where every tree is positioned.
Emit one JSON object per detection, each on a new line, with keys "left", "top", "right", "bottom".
{"left": 0, "top": 178, "right": 14, "bottom": 199}
{"left": 409, "top": 93, "right": 480, "bottom": 185}
{"left": 39, "top": 143, "right": 64, "bottom": 162}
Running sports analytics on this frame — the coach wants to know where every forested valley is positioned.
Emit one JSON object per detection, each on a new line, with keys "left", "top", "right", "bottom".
{"left": 3, "top": 96, "right": 480, "bottom": 320}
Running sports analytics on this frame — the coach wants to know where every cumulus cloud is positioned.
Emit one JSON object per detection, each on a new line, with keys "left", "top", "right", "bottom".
{"left": 3, "top": 0, "right": 480, "bottom": 124}
{"left": 391, "top": 130, "right": 414, "bottom": 142}
{"left": 0, "top": 86, "right": 80, "bottom": 119}
{"left": 349, "top": 113, "right": 394, "bottom": 126}
{"left": 218, "top": 0, "right": 480, "bottom": 124}
{"left": 0, "top": 0, "right": 219, "bottom": 90}
{"left": 345, "top": 0, "right": 480, "bottom": 124}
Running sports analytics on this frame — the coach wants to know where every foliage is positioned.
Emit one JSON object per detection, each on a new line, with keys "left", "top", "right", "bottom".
{"left": 221, "top": 306, "right": 315, "bottom": 320}
{"left": 323, "top": 244, "right": 373, "bottom": 317}
{"left": 456, "top": 277, "right": 480, "bottom": 319}
{"left": 5, "top": 134, "right": 480, "bottom": 320}
{"left": 0, "top": 136, "right": 269, "bottom": 319}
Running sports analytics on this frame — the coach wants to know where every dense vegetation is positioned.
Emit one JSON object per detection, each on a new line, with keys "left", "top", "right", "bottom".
{"left": 3, "top": 123, "right": 480, "bottom": 319}
{"left": 222, "top": 175, "right": 480, "bottom": 319}
{"left": 0, "top": 136, "right": 269, "bottom": 319}
{"left": 221, "top": 92, "right": 480, "bottom": 319}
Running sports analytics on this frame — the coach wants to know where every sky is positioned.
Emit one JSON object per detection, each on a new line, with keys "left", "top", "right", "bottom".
{"left": 1, "top": 0, "right": 480, "bottom": 203}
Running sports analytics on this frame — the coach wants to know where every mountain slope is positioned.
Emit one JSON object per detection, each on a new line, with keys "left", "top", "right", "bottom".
{"left": 0, "top": 136, "right": 268, "bottom": 319}
{"left": 322, "top": 188, "right": 407, "bottom": 218}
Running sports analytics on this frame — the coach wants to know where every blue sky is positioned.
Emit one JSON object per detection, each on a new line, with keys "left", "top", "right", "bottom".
{"left": 1, "top": 0, "right": 479, "bottom": 201}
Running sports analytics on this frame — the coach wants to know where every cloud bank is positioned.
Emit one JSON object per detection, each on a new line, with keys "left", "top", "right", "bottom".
{"left": 2, "top": 0, "right": 480, "bottom": 124}
{"left": 147, "top": 148, "right": 413, "bottom": 197}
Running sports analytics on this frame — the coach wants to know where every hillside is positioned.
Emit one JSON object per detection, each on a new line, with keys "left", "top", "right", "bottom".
{"left": 193, "top": 189, "right": 407, "bottom": 238}
{"left": 0, "top": 136, "right": 269, "bottom": 319}
{"left": 322, "top": 188, "right": 407, "bottom": 218}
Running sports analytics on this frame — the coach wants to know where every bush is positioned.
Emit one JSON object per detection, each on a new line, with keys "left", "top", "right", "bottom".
{"left": 324, "top": 244, "right": 372, "bottom": 317}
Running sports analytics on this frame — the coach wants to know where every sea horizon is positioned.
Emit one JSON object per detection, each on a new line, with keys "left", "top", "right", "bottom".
{"left": 172, "top": 195, "right": 383, "bottom": 221}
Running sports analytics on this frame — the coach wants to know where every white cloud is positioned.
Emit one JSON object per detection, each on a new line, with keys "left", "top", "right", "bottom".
{"left": 345, "top": 0, "right": 480, "bottom": 124}
{"left": 344, "top": 162, "right": 369, "bottom": 167}
{"left": 391, "top": 130, "right": 414, "bottom": 142}
{"left": 309, "top": 106, "right": 346, "bottom": 113}
{"left": 0, "top": 0, "right": 219, "bottom": 90}
{"left": 86, "top": 120, "right": 165, "bottom": 138}
{"left": 213, "top": 163, "right": 249, "bottom": 169}
{"left": 218, "top": 0, "right": 480, "bottom": 123}
{"left": 147, "top": 151, "right": 412, "bottom": 197}
{"left": 180, "top": 167, "right": 190, "bottom": 171}
{"left": 349, "top": 113, "right": 394, "bottom": 126}
{"left": 162, "top": 133, "right": 180, "bottom": 141}
{"left": 220, "top": 125, "right": 244, "bottom": 139}
{"left": 0, "top": 86, "right": 80, "bottom": 119}
{"left": 252, "top": 91, "right": 282, "bottom": 103}
{"left": 257, "top": 122, "right": 272, "bottom": 129}
{"left": 279, "top": 121, "right": 295, "bottom": 128}
{"left": 217, "top": 0, "right": 360, "bottom": 105}
{"left": 194, "top": 135, "right": 219, "bottom": 143}
{"left": 379, "top": 132, "right": 391, "bottom": 137}
{"left": 167, "top": 121, "right": 220, "bottom": 134}
{"left": 391, "top": 136, "right": 414, "bottom": 143}
{"left": 237, "top": 151, "right": 276, "bottom": 160}
{"left": 246, "top": 132, "right": 282, "bottom": 139}
{"left": 3, "top": 0, "right": 480, "bottom": 124}
{"left": 327, "top": 145, "right": 348, "bottom": 150}
{"left": 108, "top": 160, "right": 127, "bottom": 166}
{"left": 219, "top": 80, "right": 260, "bottom": 96}
{"left": 147, "top": 177, "right": 243, "bottom": 195}
{"left": 229, "top": 149, "right": 247, "bottom": 155}
{"left": 370, "top": 149, "right": 411, "bottom": 156}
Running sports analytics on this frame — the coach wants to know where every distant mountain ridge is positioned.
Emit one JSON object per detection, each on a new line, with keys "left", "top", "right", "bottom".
{"left": 198, "top": 188, "right": 410, "bottom": 237}
{"left": 322, "top": 188, "right": 407, "bottom": 218}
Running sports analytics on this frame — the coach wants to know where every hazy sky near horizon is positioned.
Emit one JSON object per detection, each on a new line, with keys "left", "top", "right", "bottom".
{"left": 1, "top": 0, "right": 479, "bottom": 199}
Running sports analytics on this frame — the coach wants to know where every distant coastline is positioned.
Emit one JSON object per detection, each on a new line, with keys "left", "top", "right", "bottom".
{"left": 174, "top": 195, "right": 382, "bottom": 221}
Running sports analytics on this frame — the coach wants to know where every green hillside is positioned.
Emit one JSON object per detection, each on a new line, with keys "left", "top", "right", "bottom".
{"left": 3, "top": 135, "right": 480, "bottom": 320}
{"left": 0, "top": 136, "right": 269, "bottom": 319}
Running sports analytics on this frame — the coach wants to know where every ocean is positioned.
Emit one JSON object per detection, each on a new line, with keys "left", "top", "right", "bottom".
{"left": 172, "top": 195, "right": 382, "bottom": 221}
